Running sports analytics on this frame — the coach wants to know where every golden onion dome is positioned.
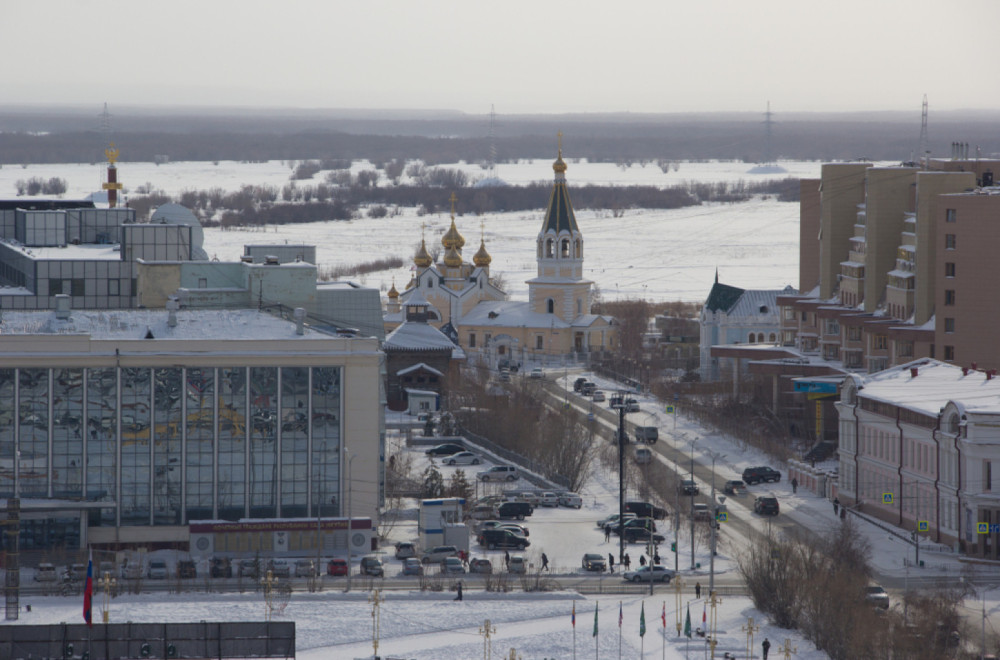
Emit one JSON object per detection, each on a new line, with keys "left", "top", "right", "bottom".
{"left": 473, "top": 239, "right": 492, "bottom": 267}
{"left": 387, "top": 281, "right": 399, "bottom": 299}
{"left": 443, "top": 244, "right": 463, "bottom": 268}
{"left": 553, "top": 131, "right": 568, "bottom": 174}
{"left": 413, "top": 239, "right": 432, "bottom": 268}
{"left": 441, "top": 217, "right": 466, "bottom": 251}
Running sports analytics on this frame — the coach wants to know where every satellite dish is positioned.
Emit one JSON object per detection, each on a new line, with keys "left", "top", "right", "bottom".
{"left": 150, "top": 203, "right": 209, "bottom": 260}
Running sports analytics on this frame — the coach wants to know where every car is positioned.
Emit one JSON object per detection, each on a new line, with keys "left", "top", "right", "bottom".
{"left": 609, "top": 394, "right": 624, "bottom": 408}
{"left": 422, "top": 545, "right": 459, "bottom": 564}
{"left": 625, "top": 501, "right": 668, "bottom": 520}
{"left": 516, "top": 491, "right": 542, "bottom": 507}
{"left": 754, "top": 496, "right": 780, "bottom": 516}
{"left": 529, "top": 367, "right": 544, "bottom": 379}
{"left": 497, "top": 501, "right": 533, "bottom": 520}
{"left": 440, "top": 557, "right": 466, "bottom": 575}
{"left": 496, "top": 522, "right": 529, "bottom": 537}
{"left": 147, "top": 560, "right": 169, "bottom": 580}
{"left": 723, "top": 480, "right": 748, "bottom": 496}
{"left": 559, "top": 492, "right": 583, "bottom": 508}
{"left": 580, "top": 382, "right": 596, "bottom": 396}
{"left": 591, "top": 390, "right": 606, "bottom": 402}
{"left": 582, "top": 553, "right": 607, "bottom": 572}
{"left": 394, "top": 541, "right": 416, "bottom": 560}
{"left": 444, "top": 451, "right": 481, "bottom": 466}
{"left": 210, "top": 557, "right": 232, "bottom": 578}
{"left": 573, "top": 377, "right": 588, "bottom": 392}
{"left": 479, "top": 528, "right": 530, "bottom": 550}
{"left": 508, "top": 556, "right": 527, "bottom": 574}
{"left": 691, "top": 503, "right": 712, "bottom": 522}
{"left": 598, "top": 513, "right": 636, "bottom": 530}
{"left": 34, "top": 563, "right": 58, "bottom": 582}
{"left": 539, "top": 492, "right": 559, "bottom": 507}
{"left": 625, "top": 398, "right": 640, "bottom": 412}
{"left": 623, "top": 565, "right": 675, "bottom": 583}
{"left": 327, "top": 558, "right": 348, "bottom": 576}
{"left": 498, "top": 369, "right": 511, "bottom": 382}
{"left": 623, "top": 528, "right": 666, "bottom": 544}
{"left": 401, "top": 557, "right": 424, "bottom": 576}
{"left": 474, "top": 519, "right": 504, "bottom": 534}
{"left": 177, "top": 559, "right": 197, "bottom": 579}
{"left": 478, "top": 465, "right": 520, "bottom": 482}
{"left": 634, "top": 446, "right": 653, "bottom": 464}
{"left": 472, "top": 504, "right": 499, "bottom": 520}
{"left": 634, "top": 426, "right": 658, "bottom": 443}
{"left": 679, "top": 479, "right": 700, "bottom": 496}
{"left": 99, "top": 561, "right": 115, "bottom": 579}
{"left": 238, "top": 558, "right": 260, "bottom": 579}
{"left": 469, "top": 558, "right": 493, "bottom": 574}
{"left": 612, "top": 429, "right": 630, "bottom": 445}
{"left": 865, "top": 584, "right": 890, "bottom": 610}
{"left": 359, "top": 556, "right": 384, "bottom": 577}
{"left": 742, "top": 466, "right": 781, "bottom": 485}
{"left": 424, "top": 443, "right": 465, "bottom": 457}
{"left": 268, "top": 559, "right": 291, "bottom": 578}
{"left": 611, "top": 517, "right": 657, "bottom": 537}
{"left": 294, "top": 559, "right": 318, "bottom": 578}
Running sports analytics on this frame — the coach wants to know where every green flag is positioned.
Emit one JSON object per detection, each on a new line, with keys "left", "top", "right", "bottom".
{"left": 640, "top": 601, "right": 646, "bottom": 637}
{"left": 684, "top": 604, "right": 692, "bottom": 638}
{"left": 593, "top": 602, "right": 599, "bottom": 637}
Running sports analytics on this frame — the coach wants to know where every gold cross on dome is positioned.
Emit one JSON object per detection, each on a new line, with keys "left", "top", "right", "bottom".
{"left": 557, "top": 131, "right": 563, "bottom": 158}
{"left": 480, "top": 219, "right": 485, "bottom": 240}
{"left": 420, "top": 221, "right": 426, "bottom": 240}
{"left": 449, "top": 192, "right": 457, "bottom": 218}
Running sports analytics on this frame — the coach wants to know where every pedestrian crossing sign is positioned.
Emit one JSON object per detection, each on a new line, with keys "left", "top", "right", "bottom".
{"left": 917, "top": 520, "right": 929, "bottom": 532}
{"left": 665, "top": 405, "right": 675, "bottom": 414}
{"left": 882, "top": 493, "right": 893, "bottom": 505}
{"left": 978, "top": 522, "right": 990, "bottom": 534}
{"left": 717, "top": 512, "right": 728, "bottom": 523}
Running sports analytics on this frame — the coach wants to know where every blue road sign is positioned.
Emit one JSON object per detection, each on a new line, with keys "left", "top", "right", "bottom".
{"left": 882, "top": 493, "right": 894, "bottom": 505}
{"left": 717, "top": 512, "right": 728, "bottom": 523}
{"left": 917, "top": 521, "right": 929, "bottom": 532}
{"left": 978, "top": 522, "right": 990, "bottom": 534}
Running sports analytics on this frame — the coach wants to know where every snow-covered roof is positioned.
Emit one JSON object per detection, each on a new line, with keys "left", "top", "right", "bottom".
{"left": 404, "top": 388, "right": 438, "bottom": 397}
{"left": 461, "top": 300, "right": 570, "bottom": 328}
{"left": 3, "top": 240, "right": 122, "bottom": 261}
{"left": 384, "top": 320, "right": 459, "bottom": 352}
{"left": 727, "top": 286, "right": 795, "bottom": 318}
{"left": 855, "top": 359, "right": 1000, "bottom": 416}
{"left": 397, "top": 362, "right": 444, "bottom": 377}
{"left": 570, "top": 313, "right": 615, "bottom": 328}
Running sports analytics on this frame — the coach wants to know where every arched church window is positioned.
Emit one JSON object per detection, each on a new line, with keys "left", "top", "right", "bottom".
{"left": 546, "top": 239, "right": 554, "bottom": 258}
{"left": 748, "top": 334, "right": 756, "bottom": 344}
{"left": 947, "top": 413, "right": 960, "bottom": 434}
{"left": 757, "top": 333, "right": 764, "bottom": 343}
{"left": 577, "top": 298, "right": 582, "bottom": 315}
{"left": 769, "top": 333, "right": 776, "bottom": 343}
{"left": 575, "top": 239, "right": 582, "bottom": 258}
{"left": 547, "top": 299, "right": 554, "bottom": 314}
{"left": 561, "top": 239, "right": 570, "bottom": 258}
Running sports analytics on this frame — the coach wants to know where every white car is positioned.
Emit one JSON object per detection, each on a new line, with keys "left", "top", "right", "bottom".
{"left": 478, "top": 465, "right": 519, "bottom": 482}
{"left": 529, "top": 368, "right": 544, "bottom": 379}
{"left": 623, "top": 565, "right": 675, "bottom": 583}
{"left": 444, "top": 451, "right": 481, "bottom": 466}
{"left": 558, "top": 492, "right": 583, "bottom": 508}
{"left": 539, "top": 492, "right": 559, "bottom": 507}
{"left": 591, "top": 390, "right": 606, "bottom": 402}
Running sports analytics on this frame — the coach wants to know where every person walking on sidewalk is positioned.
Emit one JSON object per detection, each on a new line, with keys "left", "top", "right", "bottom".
{"left": 454, "top": 580, "right": 463, "bottom": 601}
{"left": 604, "top": 525, "right": 611, "bottom": 542}
{"left": 695, "top": 581, "right": 701, "bottom": 599}
{"left": 833, "top": 497, "right": 840, "bottom": 515}
{"left": 608, "top": 553, "right": 615, "bottom": 573}
{"left": 541, "top": 553, "right": 549, "bottom": 572}
{"left": 623, "top": 553, "right": 631, "bottom": 571}
{"left": 762, "top": 637, "right": 771, "bottom": 659}
{"left": 791, "top": 477, "right": 798, "bottom": 494}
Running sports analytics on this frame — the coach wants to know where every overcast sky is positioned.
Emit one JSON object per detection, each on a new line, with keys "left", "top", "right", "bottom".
{"left": 5, "top": 1, "right": 998, "bottom": 115}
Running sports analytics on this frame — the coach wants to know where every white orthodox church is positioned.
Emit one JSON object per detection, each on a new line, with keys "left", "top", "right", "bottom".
{"left": 384, "top": 143, "right": 617, "bottom": 365}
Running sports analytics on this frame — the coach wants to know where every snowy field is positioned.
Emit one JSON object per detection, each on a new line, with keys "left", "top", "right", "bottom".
{"left": 0, "top": 158, "right": 844, "bottom": 302}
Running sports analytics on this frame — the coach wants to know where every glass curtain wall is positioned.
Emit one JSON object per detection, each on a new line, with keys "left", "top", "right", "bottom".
{"left": 250, "top": 367, "right": 278, "bottom": 518}
{"left": 185, "top": 368, "right": 215, "bottom": 521}
{"left": 120, "top": 367, "right": 151, "bottom": 524}
{"left": 311, "top": 367, "right": 341, "bottom": 516}
{"left": 153, "top": 368, "right": 182, "bottom": 524}
{"left": 218, "top": 367, "right": 247, "bottom": 521}
{"left": 52, "top": 368, "right": 84, "bottom": 498}
{"left": 18, "top": 369, "right": 49, "bottom": 498}
{"left": 86, "top": 368, "right": 117, "bottom": 524}
{"left": 0, "top": 370, "right": 15, "bottom": 498}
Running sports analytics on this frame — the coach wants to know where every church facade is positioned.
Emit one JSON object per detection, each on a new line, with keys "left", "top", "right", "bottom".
{"left": 384, "top": 144, "right": 616, "bottom": 365}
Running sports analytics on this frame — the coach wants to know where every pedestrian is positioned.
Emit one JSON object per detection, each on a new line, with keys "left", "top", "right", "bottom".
{"left": 791, "top": 477, "right": 798, "bottom": 494}
{"left": 623, "top": 553, "right": 631, "bottom": 571}
{"left": 541, "top": 553, "right": 549, "bottom": 572}
{"left": 653, "top": 551, "right": 661, "bottom": 565}
{"left": 695, "top": 581, "right": 701, "bottom": 599}
{"left": 504, "top": 551, "right": 510, "bottom": 569}
{"left": 639, "top": 554, "right": 646, "bottom": 567}
{"left": 604, "top": 525, "right": 611, "bottom": 542}
{"left": 762, "top": 637, "right": 771, "bottom": 659}
{"left": 608, "top": 553, "right": 615, "bottom": 573}
{"left": 454, "top": 580, "right": 463, "bottom": 601}
{"left": 840, "top": 506, "right": 846, "bottom": 520}
{"left": 833, "top": 497, "right": 840, "bottom": 515}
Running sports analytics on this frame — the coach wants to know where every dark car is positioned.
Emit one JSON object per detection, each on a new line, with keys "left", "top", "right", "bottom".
{"left": 611, "top": 517, "right": 656, "bottom": 537}
{"left": 623, "top": 528, "right": 666, "bottom": 544}
{"left": 573, "top": 377, "right": 588, "bottom": 392}
{"left": 424, "top": 443, "right": 465, "bottom": 457}
{"left": 679, "top": 479, "right": 699, "bottom": 496}
{"left": 496, "top": 501, "right": 533, "bottom": 521}
{"left": 754, "top": 496, "right": 780, "bottom": 516}
{"left": 209, "top": 557, "right": 232, "bottom": 578}
{"left": 625, "top": 501, "right": 668, "bottom": 520}
{"left": 177, "top": 559, "right": 197, "bottom": 579}
{"left": 479, "top": 528, "right": 530, "bottom": 550}
{"left": 359, "top": 556, "right": 384, "bottom": 577}
{"left": 582, "top": 553, "right": 607, "bottom": 572}
{"left": 743, "top": 466, "right": 781, "bottom": 485}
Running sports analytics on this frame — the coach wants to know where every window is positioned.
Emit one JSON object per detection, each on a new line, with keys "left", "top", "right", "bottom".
{"left": 873, "top": 335, "right": 888, "bottom": 350}
{"left": 944, "top": 290, "right": 956, "bottom": 306}
{"left": 748, "top": 334, "right": 756, "bottom": 344}
{"left": 198, "top": 278, "right": 207, "bottom": 288}
{"left": 561, "top": 239, "right": 570, "bottom": 257}
{"left": 469, "top": 333, "right": 476, "bottom": 348}
{"left": 945, "top": 234, "right": 956, "bottom": 250}
{"left": 987, "top": 461, "right": 993, "bottom": 492}
{"left": 427, "top": 278, "right": 433, "bottom": 288}
{"left": 944, "top": 345, "right": 955, "bottom": 361}
{"left": 108, "top": 279, "right": 120, "bottom": 296}
{"left": 946, "top": 208, "right": 957, "bottom": 223}
{"left": 944, "top": 318, "right": 955, "bottom": 333}
{"left": 945, "top": 262, "right": 956, "bottom": 278}
{"left": 535, "top": 336, "right": 543, "bottom": 350}
{"left": 546, "top": 299, "right": 554, "bottom": 314}
{"left": 545, "top": 239, "right": 554, "bottom": 258}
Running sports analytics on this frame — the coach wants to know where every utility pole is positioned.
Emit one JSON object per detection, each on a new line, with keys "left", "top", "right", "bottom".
{"left": 690, "top": 438, "right": 697, "bottom": 570}
{"left": 706, "top": 450, "right": 725, "bottom": 594}
{"left": 616, "top": 393, "right": 627, "bottom": 563}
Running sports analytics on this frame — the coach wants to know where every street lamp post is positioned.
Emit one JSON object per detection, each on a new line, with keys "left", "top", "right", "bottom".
{"left": 706, "top": 450, "right": 726, "bottom": 594}
{"left": 616, "top": 394, "right": 627, "bottom": 564}
{"left": 345, "top": 449, "right": 356, "bottom": 593}
{"left": 689, "top": 438, "right": 697, "bottom": 570}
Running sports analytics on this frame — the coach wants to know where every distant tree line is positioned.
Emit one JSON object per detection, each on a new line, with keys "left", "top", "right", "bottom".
{"left": 14, "top": 177, "right": 67, "bottom": 196}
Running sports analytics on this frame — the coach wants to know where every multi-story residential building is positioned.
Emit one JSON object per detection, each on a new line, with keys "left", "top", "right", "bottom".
{"left": 837, "top": 358, "right": 1000, "bottom": 559}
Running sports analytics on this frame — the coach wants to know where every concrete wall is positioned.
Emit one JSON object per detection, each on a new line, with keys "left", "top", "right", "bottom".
{"left": 799, "top": 178, "right": 821, "bottom": 293}
{"left": 820, "top": 163, "right": 870, "bottom": 299}
{"left": 863, "top": 168, "right": 917, "bottom": 313}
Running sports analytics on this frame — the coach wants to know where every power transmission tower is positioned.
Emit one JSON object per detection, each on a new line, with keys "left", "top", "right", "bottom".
{"left": 488, "top": 104, "right": 498, "bottom": 180}
{"left": 918, "top": 94, "right": 929, "bottom": 165}
{"left": 762, "top": 101, "right": 776, "bottom": 165}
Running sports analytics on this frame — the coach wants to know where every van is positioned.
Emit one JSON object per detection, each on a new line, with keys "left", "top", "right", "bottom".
{"left": 497, "top": 501, "right": 533, "bottom": 521}
{"left": 479, "top": 528, "right": 530, "bottom": 550}
{"left": 634, "top": 426, "right": 658, "bottom": 444}
{"left": 34, "top": 563, "right": 57, "bottom": 582}
{"left": 477, "top": 465, "right": 520, "bottom": 482}
{"left": 634, "top": 446, "right": 653, "bottom": 464}
{"left": 148, "top": 559, "right": 169, "bottom": 579}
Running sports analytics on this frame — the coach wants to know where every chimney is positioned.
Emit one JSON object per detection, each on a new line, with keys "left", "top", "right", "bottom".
{"left": 294, "top": 307, "right": 306, "bottom": 335}
{"left": 166, "top": 297, "right": 179, "bottom": 328}
{"left": 910, "top": 367, "right": 919, "bottom": 378}
{"left": 972, "top": 362, "right": 978, "bottom": 371}
{"left": 54, "top": 294, "right": 71, "bottom": 320}
{"left": 988, "top": 371, "right": 994, "bottom": 381}
{"left": 963, "top": 367, "right": 969, "bottom": 376}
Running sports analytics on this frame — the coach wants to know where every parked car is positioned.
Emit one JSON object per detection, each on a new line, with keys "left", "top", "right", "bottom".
{"left": 723, "top": 480, "right": 748, "bottom": 496}
{"left": 359, "top": 556, "right": 384, "bottom": 577}
{"left": 474, "top": 519, "right": 504, "bottom": 535}
{"left": 238, "top": 558, "right": 259, "bottom": 579}
{"left": 498, "top": 369, "right": 511, "bottom": 382}
{"left": 147, "top": 560, "right": 169, "bottom": 580}
{"left": 625, "top": 501, "right": 668, "bottom": 520}
{"left": 742, "top": 466, "right": 781, "bottom": 485}
{"left": 517, "top": 492, "right": 541, "bottom": 507}
{"left": 424, "top": 443, "right": 465, "bottom": 457}
{"left": 559, "top": 492, "right": 583, "bottom": 508}
{"left": 634, "top": 426, "right": 659, "bottom": 444}
{"left": 623, "top": 528, "right": 666, "bottom": 544}
{"left": 634, "top": 446, "right": 653, "bottom": 465}
{"left": 582, "top": 553, "right": 607, "bottom": 572}
{"left": 865, "top": 584, "right": 890, "bottom": 610}
{"left": 496, "top": 522, "right": 529, "bottom": 537}
{"left": 623, "top": 565, "right": 675, "bottom": 583}
{"left": 679, "top": 479, "right": 700, "bottom": 496}
{"left": 625, "top": 398, "right": 640, "bottom": 412}
{"left": 422, "top": 545, "right": 459, "bottom": 564}
{"left": 177, "top": 559, "right": 197, "bottom": 579}
{"left": 613, "top": 429, "right": 630, "bottom": 445}
{"left": 539, "top": 492, "right": 559, "bottom": 507}
{"left": 66, "top": 563, "right": 87, "bottom": 581}
{"left": 610, "top": 517, "right": 656, "bottom": 536}
{"left": 440, "top": 557, "right": 466, "bottom": 575}
{"left": 754, "top": 496, "right": 780, "bottom": 516}
{"left": 472, "top": 504, "right": 499, "bottom": 521}
{"left": 401, "top": 558, "right": 424, "bottom": 576}
{"left": 394, "top": 542, "right": 417, "bottom": 559}
{"left": 444, "top": 451, "right": 481, "bottom": 466}
{"left": 591, "top": 390, "right": 606, "bottom": 402}
{"left": 691, "top": 503, "right": 712, "bottom": 522}
{"left": 497, "top": 501, "right": 533, "bottom": 520}
{"left": 598, "top": 513, "right": 636, "bottom": 530}
{"left": 479, "top": 528, "right": 530, "bottom": 550}
{"left": 327, "top": 558, "right": 348, "bottom": 576}
{"left": 294, "top": 559, "right": 318, "bottom": 578}
{"left": 34, "top": 563, "right": 58, "bottom": 582}
{"left": 478, "top": 465, "right": 520, "bottom": 482}
{"left": 210, "top": 557, "right": 232, "bottom": 578}
{"left": 573, "top": 377, "right": 588, "bottom": 392}
{"left": 529, "top": 367, "right": 544, "bottom": 379}
{"left": 507, "top": 556, "right": 527, "bottom": 574}
{"left": 469, "top": 558, "right": 493, "bottom": 574}
{"left": 268, "top": 559, "right": 291, "bottom": 578}
{"left": 804, "top": 441, "right": 837, "bottom": 463}
{"left": 99, "top": 561, "right": 115, "bottom": 579}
